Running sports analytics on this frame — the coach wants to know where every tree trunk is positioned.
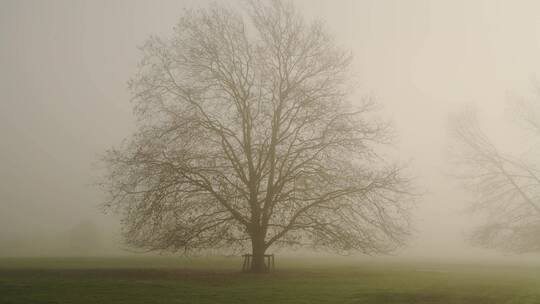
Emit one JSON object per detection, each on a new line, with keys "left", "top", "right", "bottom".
{"left": 250, "top": 236, "right": 266, "bottom": 273}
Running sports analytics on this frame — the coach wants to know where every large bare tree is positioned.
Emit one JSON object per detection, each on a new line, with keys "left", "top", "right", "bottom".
{"left": 451, "top": 103, "right": 540, "bottom": 253}
{"left": 101, "top": 0, "right": 412, "bottom": 272}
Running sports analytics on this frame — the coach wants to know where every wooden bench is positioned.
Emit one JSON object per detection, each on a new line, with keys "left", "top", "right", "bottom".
{"left": 241, "top": 254, "right": 275, "bottom": 272}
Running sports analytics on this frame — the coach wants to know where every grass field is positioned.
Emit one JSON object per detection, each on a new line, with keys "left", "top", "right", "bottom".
{"left": 1, "top": 256, "right": 540, "bottom": 303}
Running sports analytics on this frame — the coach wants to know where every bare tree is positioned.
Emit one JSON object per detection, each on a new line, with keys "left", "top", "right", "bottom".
{"left": 451, "top": 106, "right": 540, "bottom": 253}
{"left": 101, "top": 0, "right": 412, "bottom": 272}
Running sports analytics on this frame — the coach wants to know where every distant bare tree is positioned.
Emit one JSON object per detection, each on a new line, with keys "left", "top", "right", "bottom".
{"left": 101, "top": 0, "right": 412, "bottom": 272}
{"left": 451, "top": 105, "right": 540, "bottom": 253}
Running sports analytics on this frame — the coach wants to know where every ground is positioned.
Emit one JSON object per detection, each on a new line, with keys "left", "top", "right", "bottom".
{"left": 1, "top": 256, "right": 540, "bottom": 303}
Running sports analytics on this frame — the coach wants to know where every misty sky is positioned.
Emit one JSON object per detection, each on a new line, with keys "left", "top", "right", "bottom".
{"left": 2, "top": 0, "right": 540, "bottom": 257}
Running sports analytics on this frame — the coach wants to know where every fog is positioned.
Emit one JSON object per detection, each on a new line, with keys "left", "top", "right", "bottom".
{"left": 1, "top": 0, "right": 539, "bottom": 260}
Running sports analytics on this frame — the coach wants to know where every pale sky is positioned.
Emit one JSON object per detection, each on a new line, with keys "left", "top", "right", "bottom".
{"left": 2, "top": 0, "right": 540, "bottom": 258}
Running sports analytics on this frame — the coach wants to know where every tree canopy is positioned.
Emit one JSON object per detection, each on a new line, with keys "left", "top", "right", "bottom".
{"left": 101, "top": 0, "right": 413, "bottom": 272}
{"left": 451, "top": 101, "right": 540, "bottom": 253}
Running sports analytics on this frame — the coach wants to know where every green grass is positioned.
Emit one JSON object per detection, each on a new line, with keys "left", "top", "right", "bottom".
{"left": 1, "top": 256, "right": 540, "bottom": 303}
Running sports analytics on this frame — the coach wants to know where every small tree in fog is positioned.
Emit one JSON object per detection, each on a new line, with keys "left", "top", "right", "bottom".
{"left": 101, "top": 0, "right": 412, "bottom": 272}
{"left": 451, "top": 102, "right": 540, "bottom": 252}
